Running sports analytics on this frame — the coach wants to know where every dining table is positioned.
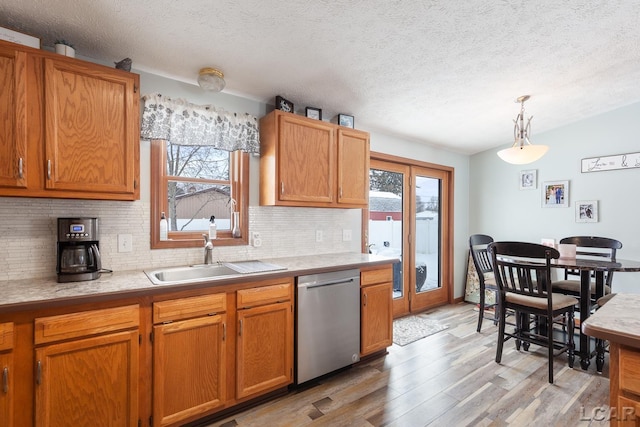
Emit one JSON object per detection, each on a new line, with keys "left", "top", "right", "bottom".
{"left": 551, "top": 256, "right": 640, "bottom": 372}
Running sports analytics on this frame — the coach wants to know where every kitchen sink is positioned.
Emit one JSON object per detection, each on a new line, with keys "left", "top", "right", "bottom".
{"left": 145, "top": 260, "right": 287, "bottom": 285}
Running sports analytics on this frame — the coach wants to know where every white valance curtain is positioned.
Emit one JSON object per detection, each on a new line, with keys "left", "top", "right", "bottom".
{"left": 140, "top": 93, "right": 260, "bottom": 154}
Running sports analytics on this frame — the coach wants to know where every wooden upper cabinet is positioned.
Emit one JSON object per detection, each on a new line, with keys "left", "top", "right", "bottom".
{"left": 337, "top": 128, "right": 370, "bottom": 206}
{"left": 260, "top": 110, "right": 369, "bottom": 208}
{"left": 0, "top": 45, "right": 27, "bottom": 189}
{"left": 0, "top": 39, "right": 140, "bottom": 200}
{"left": 43, "top": 58, "right": 139, "bottom": 197}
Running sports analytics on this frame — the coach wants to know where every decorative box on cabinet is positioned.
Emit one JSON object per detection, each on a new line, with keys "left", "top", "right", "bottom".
{"left": 152, "top": 293, "right": 228, "bottom": 427}
{"left": 0, "top": 39, "right": 140, "bottom": 200}
{"left": 360, "top": 266, "right": 394, "bottom": 356}
{"left": 236, "top": 281, "right": 294, "bottom": 399}
{"left": 33, "top": 305, "right": 140, "bottom": 427}
{"left": 259, "top": 110, "right": 369, "bottom": 208}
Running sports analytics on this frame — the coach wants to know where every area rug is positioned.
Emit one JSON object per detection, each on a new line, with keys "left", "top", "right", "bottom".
{"left": 393, "top": 314, "right": 449, "bottom": 346}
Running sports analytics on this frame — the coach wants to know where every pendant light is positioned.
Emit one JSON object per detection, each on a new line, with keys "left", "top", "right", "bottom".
{"left": 497, "top": 95, "right": 548, "bottom": 164}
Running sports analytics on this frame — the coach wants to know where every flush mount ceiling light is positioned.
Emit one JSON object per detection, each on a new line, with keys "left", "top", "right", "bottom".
{"left": 197, "top": 67, "right": 226, "bottom": 92}
{"left": 497, "top": 95, "right": 548, "bottom": 165}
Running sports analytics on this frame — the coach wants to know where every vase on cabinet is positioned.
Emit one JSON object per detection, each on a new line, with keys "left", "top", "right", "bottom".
{"left": 55, "top": 43, "right": 75, "bottom": 57}
{"left": 232, "top": 212, "right": 241, "bottom": 238}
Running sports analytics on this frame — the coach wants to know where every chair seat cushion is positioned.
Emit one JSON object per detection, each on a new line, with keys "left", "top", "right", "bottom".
{"left": 506, "top": 292, "right": 578, "bottom": 310}
{"left": 552, "top": 280, "right": 611, "bottom": 296}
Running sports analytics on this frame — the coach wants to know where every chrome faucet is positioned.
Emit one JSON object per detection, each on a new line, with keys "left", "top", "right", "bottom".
{"left": 202, "top": 234, "right": 214, "bottom": 265}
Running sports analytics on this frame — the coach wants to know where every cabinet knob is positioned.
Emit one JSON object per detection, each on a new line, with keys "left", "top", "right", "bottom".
{"left": 239, "top": 319, "right": 243, "bottom": 337}
{"left": 2, "top": 367, "right": 7, "bottom": 393}
{"left": 223, "top": 322, "right": 226, "bottom": 341}
{"left": 280, "top": 182, "right": 284, "bottom": 195}
{"left": 47, "top": 160, "right": 52, "bottom": 180}
{"left": 36, "top": 360, "right": 42, "bottom": 385}
{"left": 18, "top": 158, "right": 23, "bottom": 179}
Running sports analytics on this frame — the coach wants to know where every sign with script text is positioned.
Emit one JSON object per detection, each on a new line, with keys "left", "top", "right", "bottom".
{"left": 581, "top": 152, "right": 640, "bottom": 173}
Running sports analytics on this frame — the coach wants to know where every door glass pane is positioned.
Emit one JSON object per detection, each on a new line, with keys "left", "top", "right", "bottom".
{"left": 369, "top": 168, "right": 404, "bottom": 299}
{"left": 415, "top": 175, "right": 441, "bottom": 292}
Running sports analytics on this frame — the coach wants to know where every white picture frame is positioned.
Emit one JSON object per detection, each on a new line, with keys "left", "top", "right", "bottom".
{"left": 576, "top": 200, "right": 598, "bottom": 223}
{"left": 542, "top": 180, "right": 569, "bottom": 208}
{"left": 519, "top": 169, "right": 537, "bottom": 190}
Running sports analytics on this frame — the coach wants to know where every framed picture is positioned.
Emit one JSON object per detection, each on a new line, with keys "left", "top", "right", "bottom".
{"left": 542, "top": 180, "right": 569, "bottom": 208}
{"left": 338, "top": 114, "right": 354, "bottom": 128}
{"left": 519, "top": 169, "right": 537, "bottom": 190}
{"left": 576, "top": 200, "right": 598, "bottom": 223}
{"left": 275, "top": 96, "right": 294, "bottom": 113}
{"left": 305, "top": 107, "right": 322, "bottom": 120}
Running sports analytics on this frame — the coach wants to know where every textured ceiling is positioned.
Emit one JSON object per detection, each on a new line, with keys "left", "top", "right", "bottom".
{"left": 3, "top": 0, "right": 640, "bottom": 154}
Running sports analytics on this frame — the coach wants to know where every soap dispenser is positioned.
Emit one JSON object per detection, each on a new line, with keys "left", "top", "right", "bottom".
{"left": 209, "top": 216, "right": 217, "bottom": 240}
{"left": 159, "top": 212, "right": 168, "bottom": 240}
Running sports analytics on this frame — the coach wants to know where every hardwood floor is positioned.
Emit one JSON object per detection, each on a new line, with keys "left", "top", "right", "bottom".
{"left": 205, "top": 302, "right": 610, "bottom": 426}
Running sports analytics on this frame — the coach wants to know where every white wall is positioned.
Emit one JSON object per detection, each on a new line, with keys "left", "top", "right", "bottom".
{"left": 470, "top": 102, "right": 640, "bottom": 293}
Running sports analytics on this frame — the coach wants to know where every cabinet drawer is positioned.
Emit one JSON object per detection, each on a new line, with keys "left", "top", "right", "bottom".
{"left": 620, "top": 345, "right": 640, "bottom": 396}
{"left": 361, "top": 266, "right": 393, "bottom": 287}
{"left": 0, "top": 322, "right": 14, "bottom": 351}
{"left": 153, "top": 293, "right": 226, "bottom": 324}
{"left": 237, "top": 282, "right": 292, "bottom": 308}
{"left": 35, "top": 305, "right": 140, "bottom": 345}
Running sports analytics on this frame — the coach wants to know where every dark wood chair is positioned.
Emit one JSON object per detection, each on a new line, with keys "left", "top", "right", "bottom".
{"left": 552, "top": 236, "right": 623, "bottom": 301}
{"left": 489, "top": 241, "right": 577, "bottom": 384}
{"left": 469, "top": 234, "right": 497, "bottom": 332}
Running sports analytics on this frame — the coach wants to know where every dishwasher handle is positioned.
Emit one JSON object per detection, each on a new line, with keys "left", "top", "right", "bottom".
{"left": 301, "top": 277, "right": 357, "bottom": 290}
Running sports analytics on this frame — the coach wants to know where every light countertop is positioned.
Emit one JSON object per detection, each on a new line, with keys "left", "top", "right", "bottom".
{"left": 0, "top": 252, "right": 397, "bottom": 312}
{"left": 581, "top": 294, "right": 640, "bottom": 349}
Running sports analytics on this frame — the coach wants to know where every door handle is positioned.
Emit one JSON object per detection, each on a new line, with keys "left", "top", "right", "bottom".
{"left": 36, "top": 360, "right": 42, "bottom": 385}
{"left": 47, "top": 160, "right": 51, "bottom": 180}
{"left": 223, "top": 323, "right": 226, "bottom": 341}
{"left": 2, "top": 367, "right": 7, "bottom": 393}
{"left": 18, "top": 158, "right": 23, "bottom": 179}
{"left": 239, "top": 319, "right": 243, "bottom": 337}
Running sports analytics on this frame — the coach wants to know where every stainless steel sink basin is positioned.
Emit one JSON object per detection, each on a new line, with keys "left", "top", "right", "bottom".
{"left": 144, "top": 260, "right": 287, "bottom": 285}
{"left": 145, "top": 264, "right": 238, "bottom": 285}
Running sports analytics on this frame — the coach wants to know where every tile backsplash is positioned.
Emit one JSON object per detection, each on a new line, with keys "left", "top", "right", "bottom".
{"left": 0, "top": 197, "right": 361, "bottom": 281}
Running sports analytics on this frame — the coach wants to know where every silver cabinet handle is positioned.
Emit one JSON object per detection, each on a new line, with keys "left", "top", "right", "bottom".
{"left": 36, "top": 360, "right": 42, "bottom": 385}
{"left": 280, "top": 182, "right": 284, "bottom": 195}
{"left": 223, "top": 323, "right": 226, "bottom": 341}
{"left": 239, "top": 319, "right": 243, "bottom": 337}
{"left": 47, "top": 160, "right": 51, "bottom": 180}
{"left": 18, "top": 158, "right": 23, "bottom": 179}
{"left": 2, "top": 367, "right": 7, "bottom": 393}
{"left": 340, "top": 187, "right": 343, "bottom": 198}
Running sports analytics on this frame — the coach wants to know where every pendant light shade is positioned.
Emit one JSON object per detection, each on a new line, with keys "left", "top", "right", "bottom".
{"left": 197, "top": 67, "right": 226, "bottom": 92}
{"left": 497, "top": 95, "right": 548, "bottom": 164}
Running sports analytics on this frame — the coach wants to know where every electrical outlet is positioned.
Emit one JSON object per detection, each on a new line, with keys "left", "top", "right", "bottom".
{"left": 342, "top": 229, "right": 352, "bottom": 241}
{"left": 252, "top": 232, "right": 262, "bottom": 247}
{"left": 118, "top": 234, "right": 133, "bottom": 253}
{"left": 316, "top": 230, "right": 323, "bottom": 242}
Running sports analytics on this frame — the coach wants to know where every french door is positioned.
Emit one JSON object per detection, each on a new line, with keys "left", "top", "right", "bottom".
{"left": 366, "top": 155, "right": 452, "bottom": 317}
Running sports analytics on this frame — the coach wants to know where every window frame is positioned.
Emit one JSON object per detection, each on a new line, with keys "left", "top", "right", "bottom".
{"left": 150, "top": 139, "right": 249, "bottom": 249}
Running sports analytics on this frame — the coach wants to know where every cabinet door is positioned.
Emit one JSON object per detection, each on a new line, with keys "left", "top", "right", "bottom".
{"left": 43, "top": 58, "right": 139, "bottom": 197}
{"left": 153, "top": 315, "right": 227, "bottom": 427}
{"left": 237, "top": 301, "right": 293, "bottom": 399}
{"left": 0, "top": 45, "right": 27, "bottom": 189}
{"left": 35, "top": 330, "right": 139, "bottom": 427}
{"left": 278, "top": 114, "right": 335, "bottom": 203}
{"left": 337, "top": 128, "right": 369, "bottom": 206}
{"left": 361, "top": 282, "right": 393, "bottom": 355}
{"left": 616, "top": 396, "right": 640, "bottom": 426}
{"left": 0, "top": 352, "right": 12, "bottom": 427}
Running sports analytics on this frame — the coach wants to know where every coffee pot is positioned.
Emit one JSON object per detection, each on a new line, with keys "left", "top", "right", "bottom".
{"left": 57, "top": 218, "right": 102, "bottom": 283}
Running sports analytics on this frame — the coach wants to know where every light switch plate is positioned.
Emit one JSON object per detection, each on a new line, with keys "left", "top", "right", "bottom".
{"left": 342, "top": 229, "right": 352, "bottom": 241}
{"left": 316, "top": 230, "right": 323, "bottom": 242}
{"left": 118, "top": 234, "right": 133, "bottom": 253}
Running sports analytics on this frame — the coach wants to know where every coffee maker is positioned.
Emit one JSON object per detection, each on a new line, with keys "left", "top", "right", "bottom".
{"left": 57, "top": 218, "right": 102, "bottom": 283}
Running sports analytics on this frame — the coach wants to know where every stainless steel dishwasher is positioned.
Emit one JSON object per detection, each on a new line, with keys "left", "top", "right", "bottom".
{"left": 296, "top": 268, "right": 361, "bottom": 384}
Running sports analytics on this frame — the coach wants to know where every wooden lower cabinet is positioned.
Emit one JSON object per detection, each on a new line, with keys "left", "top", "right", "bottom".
{"left": 152, "top": 294, "right": 227, "bottom": 427}
{"left": 0, "top": 322, "right": 14, "bottom": 427}
{"left": 611, "top": 343, "right": 640, "bottom": 426}
{"left": 360, "top": 267, "right": 394, "bottom": 356}
{"left": 236, "top": 282, "right": 294, "bottom": 400}
{"left": 34, "top": 305, "right": 140, "bottom": 427}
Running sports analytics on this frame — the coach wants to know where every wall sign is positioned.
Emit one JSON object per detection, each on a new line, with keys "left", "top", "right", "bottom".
{"left": 581, "top": 152, "right": 640, "bottom": 173}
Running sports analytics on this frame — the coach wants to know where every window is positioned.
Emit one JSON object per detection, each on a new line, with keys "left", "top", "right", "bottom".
{"left": 151, "top": 140, "right": 249, "bottom": 249}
